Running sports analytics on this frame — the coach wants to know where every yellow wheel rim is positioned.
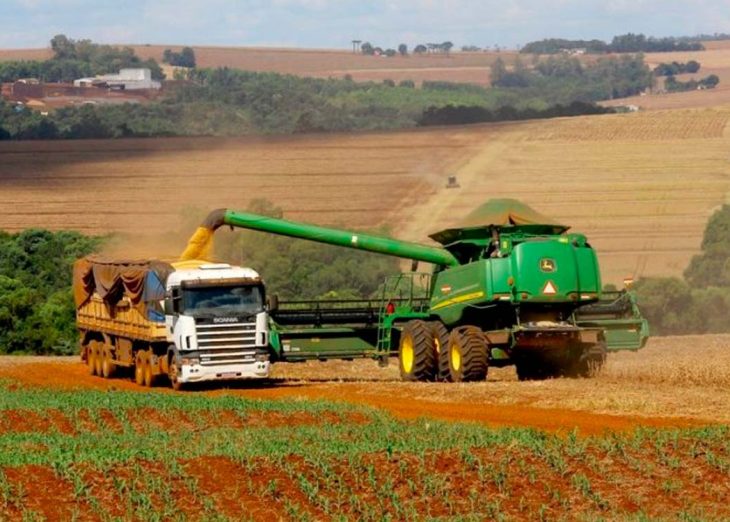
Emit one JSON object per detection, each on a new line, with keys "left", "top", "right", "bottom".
{"left": 401, "top": 335, "right": 414, "bottom": 374}
{"left": 451, "top": 344, "right": 461, "bottom": 372}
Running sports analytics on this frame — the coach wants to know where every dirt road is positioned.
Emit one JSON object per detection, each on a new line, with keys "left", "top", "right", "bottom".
{"left": 2, "top": 335, "right": 725, "bottom": 435}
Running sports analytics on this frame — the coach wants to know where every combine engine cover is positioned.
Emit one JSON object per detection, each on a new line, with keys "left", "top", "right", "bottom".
{"left": 510, "top": 236, "right": 600, "bottom": 304}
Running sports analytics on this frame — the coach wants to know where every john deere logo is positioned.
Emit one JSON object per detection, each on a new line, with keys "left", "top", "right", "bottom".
{"left": 540, "top": 259, "right": 556, "bottom": 273}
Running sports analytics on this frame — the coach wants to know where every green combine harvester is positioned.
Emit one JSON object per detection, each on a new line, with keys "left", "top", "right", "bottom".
{"left": 186, "top": 199, "right": 648, "bottom": 382}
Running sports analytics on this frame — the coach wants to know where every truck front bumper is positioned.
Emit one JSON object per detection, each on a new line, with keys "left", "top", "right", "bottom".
{"left": 179, "top": 361, "right": 270, "bottom": 383}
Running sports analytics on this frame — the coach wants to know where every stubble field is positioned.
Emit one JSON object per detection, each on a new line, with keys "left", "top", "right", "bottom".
{"left": 2, "top": 106, "right": 728, "bottom": 283}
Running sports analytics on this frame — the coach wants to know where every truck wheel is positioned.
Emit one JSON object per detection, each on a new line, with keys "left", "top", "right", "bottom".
{"left": 143, "top": 352, "right": 154, "bottom": 388}
{"left": 86, "top": 341, "right": 98, "bottom": 376}
{"left": 448, "top": 327, "right": 488, "bottom": 382}
{"left": 101, "top": 346, "right": 115, "bottom": 379}
{"left": 398, "top": 320, "right": 436, "bottom": 382}
{"left": 93, "top": 343, "right": 103, "bottom": 377}
{"left": 134, "top": 351, "right": 146, "bottom": 386}
{"left": 429, "top": 321, "right": 451, "bottom": 382}
{"left": 168, "top": 359, "right": 184, "bottom": 391}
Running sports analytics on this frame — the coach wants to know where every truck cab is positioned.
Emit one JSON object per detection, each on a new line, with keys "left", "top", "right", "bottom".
{"left": 164, "top": 262, "right": 270, "bottom": 386}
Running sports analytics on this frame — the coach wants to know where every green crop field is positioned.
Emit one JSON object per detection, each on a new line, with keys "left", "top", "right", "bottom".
{"left": 0, "top": 378, "right": 727, "bottom": 521}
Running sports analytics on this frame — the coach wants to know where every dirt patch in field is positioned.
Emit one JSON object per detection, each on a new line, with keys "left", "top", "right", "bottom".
{"left": 1, "top": 465, "right": 90, "bottom": 521}
{"left": 184, "top": 455, "right": 325, "bottom": 520}
{"left": 0, "top": 409, "right": 74, "bottom": 435}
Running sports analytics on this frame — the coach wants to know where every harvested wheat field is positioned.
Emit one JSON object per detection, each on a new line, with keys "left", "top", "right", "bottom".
{"left": 2, "top": 107, "right": 730, "bottom": 283}
{"left": 0, "top": 335, "right": 729, "bottom": 520}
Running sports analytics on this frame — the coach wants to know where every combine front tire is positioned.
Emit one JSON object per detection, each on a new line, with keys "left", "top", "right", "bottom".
{"left": 399, "top": 320, "right": 436, "bottom": 382}
{"left": 448, "top": 327, "right": 488, "bottom": 382}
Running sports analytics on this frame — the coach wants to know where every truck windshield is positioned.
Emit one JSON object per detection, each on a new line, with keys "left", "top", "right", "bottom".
{"left": 182, "top": 285, "right": 263, "bottom": 317}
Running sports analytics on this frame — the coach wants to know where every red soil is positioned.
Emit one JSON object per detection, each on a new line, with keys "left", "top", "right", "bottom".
{"left": 0, "top": 359, "right": 706, "bottom": 435}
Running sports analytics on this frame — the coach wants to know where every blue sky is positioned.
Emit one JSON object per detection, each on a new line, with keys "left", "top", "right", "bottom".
{"left": 2, "top": 0, "right": 730, "bottom": 50}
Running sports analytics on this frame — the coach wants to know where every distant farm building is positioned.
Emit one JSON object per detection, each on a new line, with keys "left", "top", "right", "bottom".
{"left": 74, "top": 68, "right": 161, "bottom": 91}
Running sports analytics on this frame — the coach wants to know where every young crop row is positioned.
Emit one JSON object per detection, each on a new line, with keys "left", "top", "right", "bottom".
{"left": 0, "top": 380, "right": 727, "bottom": 520}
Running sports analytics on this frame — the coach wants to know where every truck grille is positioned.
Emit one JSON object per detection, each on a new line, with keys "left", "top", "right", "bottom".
{"left": 195, "top": 322, "right": 257, "bottom": 366}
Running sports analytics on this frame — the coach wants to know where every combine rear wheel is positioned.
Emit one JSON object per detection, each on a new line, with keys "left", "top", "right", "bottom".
{"left": 398, "top": 320, "right": 436, "bottom": 382}
{"left": 429, "top": 322, "right": 451, "bottom": 382}
{"left": 448, "top": 327, "right": 488, "bottom": 382}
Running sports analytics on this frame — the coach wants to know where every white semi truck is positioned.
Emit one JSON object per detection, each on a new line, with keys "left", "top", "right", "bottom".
{"left": 74, "top": 257, "right": 270, "bottom": 389}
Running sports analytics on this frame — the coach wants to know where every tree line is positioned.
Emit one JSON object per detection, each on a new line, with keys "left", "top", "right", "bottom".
{"left": 360, "top": 41, "right": 454, "bottom": 57}
{"left": 491, "top": 54, "right": 654, "bottom": 100}
{"left": 1, "top": 56, "right": 647, "bottom": 140}
{"left": 521, "top": 33, "right": 705, "bottom": 54}
{"left": 0, "top": 230, "right": 101, "bottom": 355}
{"left": 0, "top": 34, "right": 164, "bottom": 83}
{"left": 1, "top": 40, "right": 656, "bottom": 140}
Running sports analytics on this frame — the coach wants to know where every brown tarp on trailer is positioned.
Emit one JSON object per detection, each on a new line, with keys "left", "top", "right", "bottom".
{"left": 73, "top": 257, "right": 174, "bottom": 313}
{"left": 457, "top": 198, "right": 565, "bottom": 228}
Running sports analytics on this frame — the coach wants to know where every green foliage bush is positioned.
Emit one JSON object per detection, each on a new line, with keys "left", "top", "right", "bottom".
{"left": 0, "top": 230, "right": 102, "bottom": 354}
{"left": 654, "top": 60, "right": 701, "bottom": 76}
{"left": 635, "top": 205, "right": 730, "bottom": 335}
{"left": 162, "top": 47, "right": 196, "bottom": 68}
{"left": 665, "top": 74, "right": 720, "bottom": 92}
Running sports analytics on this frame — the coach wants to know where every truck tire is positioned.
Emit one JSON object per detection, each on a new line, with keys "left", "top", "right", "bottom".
{"left": 86, "top": 341, "right": 98, "bottom": 376}
{"left": 93, "top": 343, "right": 103, "bottom": 377}
{"left": 429, "top": 321, "right": 451, "bottom": 382}
{"left": 101, "top": 346, "right": 115, "bottom": 379}
{"left": 448, "top": 327, "right": 488, "bottom": 382}
{"left": 398, "top": 320, "right": 436, "bottom": 382}
{"left": 134, "top": 351, "right": 146, "bottom": 386}
{"left": 143, "top": 351, "right": 154, "bottom": 388}
{"left": 168, "top": 356, "right": 184, "bottom": 391}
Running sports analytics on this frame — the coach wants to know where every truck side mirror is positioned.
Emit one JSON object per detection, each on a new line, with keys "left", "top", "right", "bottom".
{"left": 166, "top": 288, "right": 182, "bottom": 314}
{"left": 267, "top": 294, "right": 279, "bottom": 313}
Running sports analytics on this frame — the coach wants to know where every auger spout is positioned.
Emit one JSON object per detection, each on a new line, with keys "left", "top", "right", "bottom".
{"left": 181, "top": 208, "right": 460, "bottom": 267}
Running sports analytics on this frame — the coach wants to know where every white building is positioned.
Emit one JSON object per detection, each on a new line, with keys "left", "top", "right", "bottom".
{"left": 74, "top": 68, "right": 161, "bottom": 90}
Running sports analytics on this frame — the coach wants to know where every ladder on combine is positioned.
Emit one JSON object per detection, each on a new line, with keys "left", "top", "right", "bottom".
{"left": 376, "top": 272, "right": 432, "bottom": 356}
